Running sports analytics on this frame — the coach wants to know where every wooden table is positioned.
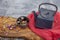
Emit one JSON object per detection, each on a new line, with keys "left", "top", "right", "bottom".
{"left": 0, "top": 16, "right": 43, "bottom": 40}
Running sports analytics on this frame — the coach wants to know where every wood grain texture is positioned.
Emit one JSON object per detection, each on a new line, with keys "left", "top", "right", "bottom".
{"left": 0, "top": 16, "right": 44, "bottom": 40}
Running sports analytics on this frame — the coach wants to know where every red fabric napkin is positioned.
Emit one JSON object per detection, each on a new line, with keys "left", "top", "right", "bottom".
{"left": 28, "top": 12, "right": 60, "bottom": 40}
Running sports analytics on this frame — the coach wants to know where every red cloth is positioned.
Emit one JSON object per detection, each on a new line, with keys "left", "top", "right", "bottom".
{"left": 27, "top": 12, "right": 60, "bottom": 40}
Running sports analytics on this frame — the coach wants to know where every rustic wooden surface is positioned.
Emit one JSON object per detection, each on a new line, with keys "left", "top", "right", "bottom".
{"left": 0, "top": 16, "right": 44, "bottom": 40}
